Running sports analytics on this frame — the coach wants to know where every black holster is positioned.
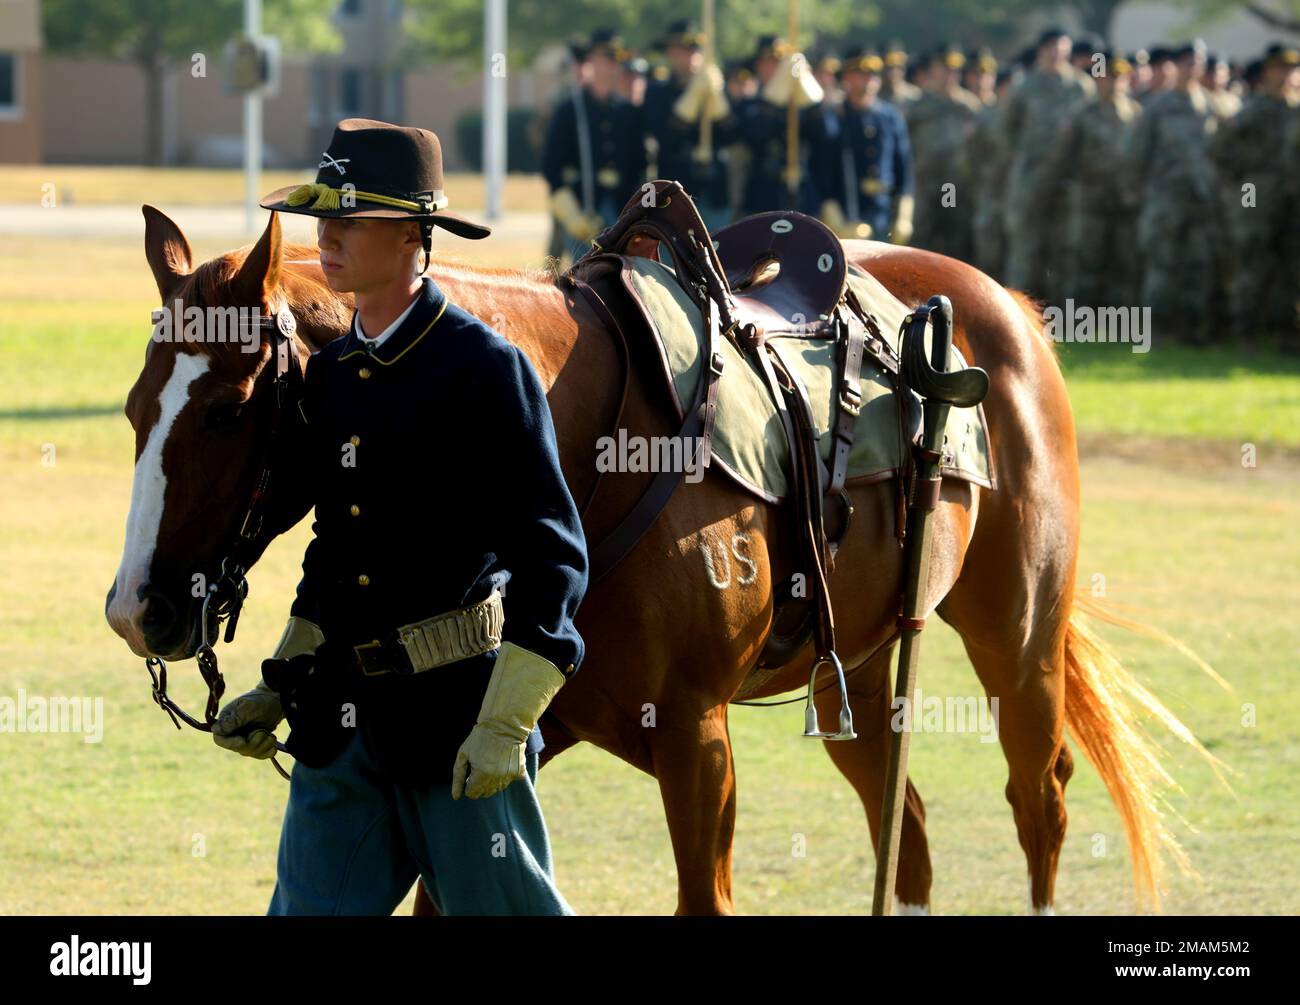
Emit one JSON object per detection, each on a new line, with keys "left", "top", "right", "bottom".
{"left": 262, "top": 642, "right": 358, "bottom": 769}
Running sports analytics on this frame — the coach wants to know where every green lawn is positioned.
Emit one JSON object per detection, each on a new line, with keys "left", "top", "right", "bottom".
{"left": 1, "top": 230, "right": 1296, "bottom": 915}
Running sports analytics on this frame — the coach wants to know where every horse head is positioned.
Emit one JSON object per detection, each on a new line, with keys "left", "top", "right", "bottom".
{"left": 105, "top": 206, "right": 344, "bottom": 659}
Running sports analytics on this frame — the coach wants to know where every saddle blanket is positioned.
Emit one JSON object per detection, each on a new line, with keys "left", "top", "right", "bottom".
{"left": 623, "top": 256, "right": 996, "bottom": 502}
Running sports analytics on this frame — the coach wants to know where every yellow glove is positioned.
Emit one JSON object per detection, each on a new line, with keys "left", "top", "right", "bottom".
{"left": 452, "top": 642, "right": 567, "bottom": 799}
{"left": 213, "top": 616, "right": 324, "bottom": 759}
{"left": 891, "top": 194, "right": 915, "bottom": 245}
{"left": 549, "top": 188, "right": 602, "bottom": 243}
{"left": 761, "top": 52, "right": 825, "bottom": 109}
{"left": 820, "top": 199, "right": 873, "bottom": 240}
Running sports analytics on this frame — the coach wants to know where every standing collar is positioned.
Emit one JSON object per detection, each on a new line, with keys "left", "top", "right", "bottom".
{"left": 337, "top": 277, "right": 448, "bottom": 365}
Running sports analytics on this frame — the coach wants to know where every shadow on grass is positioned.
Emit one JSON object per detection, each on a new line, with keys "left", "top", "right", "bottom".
{"left": 0, "top": 404, "right": 124, "bottom": 421}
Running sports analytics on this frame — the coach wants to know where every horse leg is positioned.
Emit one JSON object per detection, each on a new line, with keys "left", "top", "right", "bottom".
{"left": 938, "top": 476, "right": 1079, "bottom": 915}
{"left": 649, "top": 702, "right": 737, "bottom": 915}
{"left": 813, "top": 643, "right": 934, "bottom": 912}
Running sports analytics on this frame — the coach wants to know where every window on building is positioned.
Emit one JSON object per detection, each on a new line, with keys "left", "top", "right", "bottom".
{"left": 0, "top": 53, "right": 20, "bottom": 116}
{"left": 339, "top": 68, "right": 363, "bottom": 117}
{"left": 384, "top": 68, "right": 403, "bottom": 120}
{"left": 308, "top": 64, "right": 331, "bottom": 124}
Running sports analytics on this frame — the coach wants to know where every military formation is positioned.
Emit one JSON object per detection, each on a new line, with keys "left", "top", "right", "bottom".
{"left": 541, "top": 23, "right": 1300, "bottom": 344}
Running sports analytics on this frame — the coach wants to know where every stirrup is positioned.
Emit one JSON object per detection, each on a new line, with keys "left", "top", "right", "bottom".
{"left": 802, "top": 651, "right": 857, "bottom": 740}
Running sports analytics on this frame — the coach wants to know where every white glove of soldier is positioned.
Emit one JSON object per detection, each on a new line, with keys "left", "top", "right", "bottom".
{"left": 549, "top": 188, "right": 603, "bottom": 243}
{"left": 761, "top": 52, "right": 825, "bottom": 108}
{"left": 212, "top": 616, "right": 324, "bottom": 759}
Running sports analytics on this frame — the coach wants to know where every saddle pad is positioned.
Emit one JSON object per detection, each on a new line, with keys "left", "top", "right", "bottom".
{"left": 623, "top": 256, "right": 995, "bottom": 502}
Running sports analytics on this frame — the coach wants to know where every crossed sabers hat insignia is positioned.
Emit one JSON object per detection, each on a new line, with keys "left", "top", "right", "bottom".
{"left": 319, "top": 152, "right": 351, "bottom": 175}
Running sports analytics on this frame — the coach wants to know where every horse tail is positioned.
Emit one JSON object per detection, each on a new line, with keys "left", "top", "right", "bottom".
{"left": 1062, "top": 595, "right": 1233, "bottom": 912}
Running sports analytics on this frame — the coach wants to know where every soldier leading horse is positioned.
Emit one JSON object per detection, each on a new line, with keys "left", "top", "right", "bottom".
{"left": 106, "top": 203, "right": 1218, "bottom": 915}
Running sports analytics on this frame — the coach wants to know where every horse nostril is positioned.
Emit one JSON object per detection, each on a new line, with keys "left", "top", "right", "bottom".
{"left": 140, "top": 588, "right": 178, "bottom": 641}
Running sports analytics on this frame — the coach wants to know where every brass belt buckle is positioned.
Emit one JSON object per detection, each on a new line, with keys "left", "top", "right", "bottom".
{"left": 354, "top": 639, "right": 388, "bottom": 676}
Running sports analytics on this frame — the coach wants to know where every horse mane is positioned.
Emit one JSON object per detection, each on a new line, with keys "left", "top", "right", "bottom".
{"left": 184, "top": 239, "right": 568, "bottom": 357}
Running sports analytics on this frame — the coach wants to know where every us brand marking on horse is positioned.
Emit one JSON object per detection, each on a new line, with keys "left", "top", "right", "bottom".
{"left": 701, "top": 532, "right": 759, "bottom": 590}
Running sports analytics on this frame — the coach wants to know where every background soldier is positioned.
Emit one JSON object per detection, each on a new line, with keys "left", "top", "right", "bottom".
{"left": 1203, "top": 53, "right": 1242, "bottom": 120}
{"left": 735, "top": 34, "right": 824, "bottom": 214}
{"left": 809, "top": 47, "right": 914, "bottom": 243}
{"left": 541, "top": 29, "right": 646, "bottom": 264}
{"left": 908, "top": 44, "right": 983, "bottom": 260}
{"left": 1045, "top": 52, "right": 1144, "bottom": 308}
{"left": 963, "top": 48, "right": 999, "bottom": 106}
{"left": 968, "top": 68, "right": 1014, "bottom": 279}
{"left": 881, "top": 40, "right": 922, "bottom": 113}
{"left": 1214, "top": 43, "right": 1300, "bottom": 340}
{"left": 1002, "top": 27, "right": 1095, "bottom": 299}
{"left": 643, "top": 18, "right": 733, "bottom": 231}
{"left": 1128, "top": 40, "right": 1222, "bottom": 343}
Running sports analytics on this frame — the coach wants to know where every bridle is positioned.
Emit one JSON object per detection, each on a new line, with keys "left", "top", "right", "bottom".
{"left": 143, "top": 300, "right": 301, "bottom": 781}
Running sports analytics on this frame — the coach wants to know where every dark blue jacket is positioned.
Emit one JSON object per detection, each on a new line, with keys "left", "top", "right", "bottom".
{"left": 810, "top": 98, "right": 912, "bottom": 238}
{"left": 542, "top": 88, "right": 646, "bottom": 211}
{"left": 282, "top": 276, "right": 588, "bottom": 784}
{"left": 735, "top": 96, "right": 819, "bottom": 215}
{"left": 642, "top": 72, "right": 732, "bottom": 208}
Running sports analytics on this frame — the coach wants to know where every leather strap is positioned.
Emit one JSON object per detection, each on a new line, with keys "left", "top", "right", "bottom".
{"left": 828, "top": 307, "right": 866, "bottom": 499}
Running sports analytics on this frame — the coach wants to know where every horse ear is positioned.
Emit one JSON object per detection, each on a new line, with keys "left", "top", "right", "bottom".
{"left": 233, "top": 211, "right": 283, "bottom": 307}
{"left": 142, "top": 204, "right": 193, "bottom": 301}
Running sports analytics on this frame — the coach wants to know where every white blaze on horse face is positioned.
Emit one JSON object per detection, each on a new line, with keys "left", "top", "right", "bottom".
{"left": 107, "top": 351, "right": 211, "bottom": 655}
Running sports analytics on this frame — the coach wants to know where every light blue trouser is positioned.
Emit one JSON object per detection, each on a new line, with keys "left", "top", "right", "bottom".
{"left": 267, "top": 728, "right": 573, "bottom": 916}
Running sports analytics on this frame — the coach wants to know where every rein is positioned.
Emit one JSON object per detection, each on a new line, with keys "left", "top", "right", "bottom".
{"left": 144, "top": 301, "right": 301, "bottom": 782}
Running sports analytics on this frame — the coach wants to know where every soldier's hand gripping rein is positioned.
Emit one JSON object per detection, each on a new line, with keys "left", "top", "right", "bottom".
{"left": 213, "top": 615, "right": 324, "bottom": 760}
{"left": 452, "top": 642, "right": 567, "bottom": 799}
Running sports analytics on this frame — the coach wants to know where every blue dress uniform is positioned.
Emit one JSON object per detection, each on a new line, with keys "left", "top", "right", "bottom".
{"left": 269, "top": 276, "right": 588, "bottom": 915}
{"left": 542, "top": 87, "right": 646, "bottom": 260}
{"left": 810, "top": 97, "right": 913, "bottom": 240}
{"left": 642, "top": 69, "right": 733, "bottom": 231}
{"left": 735, "top": 95, "right": 819, "bottom": 214}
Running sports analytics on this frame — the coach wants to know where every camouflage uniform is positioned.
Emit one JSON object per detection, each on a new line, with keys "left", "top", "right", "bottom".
{"left": 1002, "top": 65, "right": 1095, "bottom": 298}
{"left": 1046, "top": 88, "right": 1144, "bottom": 308}
{"left": 1213, "top": 91, "right": 1300, "bottom": 338}
{"left": 1128, "top": 86, "right": 1223, "bottom": 342}
{"left": 967, "top": 99, "right": 1010, "bottom": 279}
{"left": 908, "top": 85, "right": 984, "bottom": 260}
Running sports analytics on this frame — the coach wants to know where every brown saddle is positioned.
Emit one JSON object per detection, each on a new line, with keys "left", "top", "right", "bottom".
{"left": 562, "top": 180, "right": 910, "bottom": 675}
{"left": 712, "top": 211, "right": 848, "bottom": 339}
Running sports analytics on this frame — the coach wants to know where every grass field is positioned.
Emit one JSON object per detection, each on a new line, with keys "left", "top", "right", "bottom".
{"left": 1, "top": 187, "right": 1297, "bottom": 914}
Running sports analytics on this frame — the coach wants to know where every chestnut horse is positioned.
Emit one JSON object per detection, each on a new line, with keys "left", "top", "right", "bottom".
{"left": 107, "top": 205, "right": 1217, "bottom": 915}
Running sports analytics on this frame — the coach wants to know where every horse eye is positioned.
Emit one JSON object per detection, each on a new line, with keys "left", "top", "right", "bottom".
{"left": 205, "top": 403, "right": 245, "bottom": 431}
